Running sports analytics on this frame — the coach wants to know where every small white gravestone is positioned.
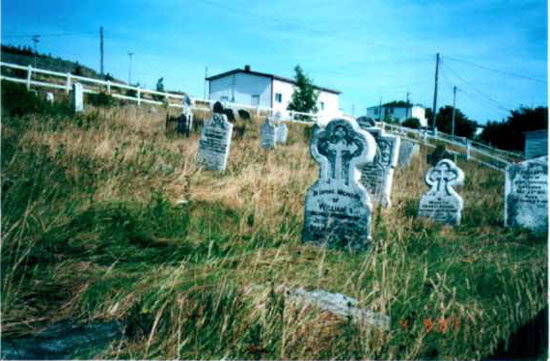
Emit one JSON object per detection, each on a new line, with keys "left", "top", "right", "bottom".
{"left": 418, "top": 159, "right": 464, "bottom": 225}
{"left": 505, "top": 156, "right": 548, "bottom": 231}
{"left": 303, "top": 118, "right": 376, "bottom": 251}
{"left": 46, "top": 92, "right": 54, "bottom": 104}
{"left": 261, "top": 118, "right": 277, "bottom": 149}
{"left": 398, "top": 140, "right": 420, "bottom": 167}
{"left": 276, "top": 122, "right": 288, "bottom": 144}
{"left": 178, "top": 96, "right": 194, "bottom": 136}
{"left": 358, "top": 126, "right": 401, "bottom": 207}
{"left": 197, "top": 113, "right": 233, "bottom": 171}
{"left": 72, "top": 82, "right": 84, "bottom": 112}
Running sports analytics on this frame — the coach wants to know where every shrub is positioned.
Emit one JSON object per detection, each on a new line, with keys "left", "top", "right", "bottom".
{"left": 88, "top": 92, "right": 116, "bottom": 107}
{"left": 402, "top": 117, "right": 421, "bottom": 129}
{"left": 0, "top": 80, "right": 71, "bottom": 117}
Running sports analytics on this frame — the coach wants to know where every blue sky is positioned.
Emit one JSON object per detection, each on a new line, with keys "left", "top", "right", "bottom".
{"left": 2, "top": 0, "right": 547, "bottom": 124}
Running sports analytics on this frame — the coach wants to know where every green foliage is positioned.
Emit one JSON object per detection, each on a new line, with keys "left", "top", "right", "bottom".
{"left": 383, "top": 100, "right": 408, "bottom": 107}
{"left": 479, "top": 106, "right": 548, "bottom": 151}
{"left": 88, "top": 92, "right": 116, "bottom": 107}
{"left": 153, "top": 77, "right": 165, "bottom": 101}
{"left": 0, "top": 80, "right": 71, "bottom": 117}
{"left": 287, "top": 65, "right": 319, "bottom": 115}
{"left": 435, "top": 105, "right": 477, "bottom": 138}
{"left": 126, "top": 83, "right": 140, "bottom": 98}
{"left": 402, "top": 117, "right": 421, "bottom": 129}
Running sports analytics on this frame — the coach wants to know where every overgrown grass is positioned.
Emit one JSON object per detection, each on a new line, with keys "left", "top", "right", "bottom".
{"left": 1, "top": 86, "right": 547, "bottom": 359}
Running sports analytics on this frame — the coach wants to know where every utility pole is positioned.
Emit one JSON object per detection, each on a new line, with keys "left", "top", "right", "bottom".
{"left": 32, "top": 35, "right": 40, "bottom": 67}
{"left": 378, "top": 97, "right": 382, "bottom": 122}
{"left": 128, "top": 52, "right": 134, "bottom": 84}
{"left": 100, "top": 26, "right": 104, "bottom": 78}
{"left": 204, "top": 66, "right": 208, "bottom": 99}
{"left": 406, "top": 91, "right": 410, "bottom": 119}
{"left": 451, "top": 86, "right": 457, "bottom": 137}
{"left": 431, "top": 52, "right": 440, "bottom": 132}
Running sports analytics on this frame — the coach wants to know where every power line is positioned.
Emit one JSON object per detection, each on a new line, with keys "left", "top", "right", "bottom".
{"left": 3, "top": 31, "right": 96, "bottom": 39}
{"left": 444, "top": 55, "right": 547, "bottom": 84}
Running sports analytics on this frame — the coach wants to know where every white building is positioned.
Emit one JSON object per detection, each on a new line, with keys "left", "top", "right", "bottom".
{"left": 366, "top": 102, "right": 428, "bottom": 127}
{"left": 206, "top": 65, "right": 341, "bottom": 119}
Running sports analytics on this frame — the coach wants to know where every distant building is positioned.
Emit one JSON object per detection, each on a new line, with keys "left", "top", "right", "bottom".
{"left": 524, "top": 130, "right": 548, "bottom": 159}
{"left": 366, "top": 102, "right": 428, "bottom": 127}
{"left": 206, "top": 65, "right": 341, "bottom": 119}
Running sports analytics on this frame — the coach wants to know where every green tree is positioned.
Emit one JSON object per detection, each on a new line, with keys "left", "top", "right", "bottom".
{"left": 402, "top": 117, "right": 421, "bottom": 129}
{"left": 479, "top": 106, "right": 548, "bottom": 151}
{"left": 435, "top": 105, "right": 477, "bottom": 138}
{"left": 287, "top": 65, "right": 319, "bottom": 116}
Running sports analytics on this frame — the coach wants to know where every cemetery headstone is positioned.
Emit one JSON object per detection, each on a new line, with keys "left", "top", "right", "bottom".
{"left": 46, "top": 92, "right": 54, "bottom": 104}
{"left": 261, "top": 118, "right": 277, "bottom": 149}
{"left": 398, "top": 140, "right": 420, "bottom": 167}
{"left": 71, "top": 82, "right": 84, "bottom": 112}
{"left": 177, "top": 95, "right": 194, "bottom": 137}
{"left": 213, "top": 101, "right": 235, "bottom": 123}
{"left": 356, "top": 116, "right": 376, "bottom": 129}
{"left": 418, "top": 159, "right": 464, "bottom": 225}
{"left": 357, "top": 126, "right": 401, "bottom": 207}
{"left": 197, "top": 113, "right": 233, "bottom": 171}
{"left": 276, "top": 122, "right": 288, "bottom": 144}
{"left": 505, "top": 156, "right": 548, "bottom": 231}
{"left": 427, "top": 145, "right": 457, "bottom": 166}
{"left": 303, "top": 118, "right": 376, "bottom": 251}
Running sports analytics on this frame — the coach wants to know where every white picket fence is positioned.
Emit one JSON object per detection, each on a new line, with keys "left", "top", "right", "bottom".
{"left": 1, "top": 61, "right": 523, "bottom": 171}
{"left": 0, "top": 61, "right": 318, "bottom": 123}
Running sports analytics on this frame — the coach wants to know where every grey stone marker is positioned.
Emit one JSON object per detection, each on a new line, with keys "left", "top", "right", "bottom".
{"left": 261, "top": 118, "right": 277, "bottom": 149}
{"left": 398, "top": 140, "right": 420, "bottom": 167}
{"left": 276, "top": 122, "right": 288, "bottom": 144}
{"left": 418, "top": 159, "right": 464, "bottom": 225}
{"left": 71, "top": 82, "right": 84, "bottom": 112}
{"left": 303, "top": 118, "right": 376, "bottom": 251}
{"left": 197, "top": 113, "right": 233, "bottom": 171}
{"left": 505, "top": 156, "right": 548, "bottom": 232}
{"left": 177, "top": 95, "right": 194, "bottom": 137}
{"left": 46, "top": 92, "right": 54, "bottom": 104}
{"left": 357, "top": 126, "right": 401, "bottom": 207}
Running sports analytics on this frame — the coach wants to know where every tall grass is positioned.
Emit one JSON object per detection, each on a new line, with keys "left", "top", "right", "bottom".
{"left": 1, "top": 90, "right": 547, "bottom": 359}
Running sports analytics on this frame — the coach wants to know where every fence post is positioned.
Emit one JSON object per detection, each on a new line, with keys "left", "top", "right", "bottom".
{"left": 137, "top": 87, "right": 141, "bottom": 106}
{"left": 107, "top": 80, "right": 111, "bottom": 93}
{"left": 66, "top": 73, "right": 71, "bottom": 94}
{"left": 466, "top": 140, "right": 472, "bottom": 160}
{"left": 26, "top": 65, "right": 32, "bottom": 90}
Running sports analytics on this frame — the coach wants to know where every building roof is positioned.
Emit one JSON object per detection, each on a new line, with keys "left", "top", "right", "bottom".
{"left": 205, "top": 67, "right": 341, "bottom": 95}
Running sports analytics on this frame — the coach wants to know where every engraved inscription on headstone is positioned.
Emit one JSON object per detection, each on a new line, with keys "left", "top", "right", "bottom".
{"left": 261, "top": 119, "right": 277, "bottom": 149}
{"left": 276, "top": 122, "right": 288, "bottom": 144}
{"left": 357, "top": 126, "right": 401, "bottom": 207}
{"left": 505, "top": 156, "right": 548, "bottom": 231}
{"left": 197, "top": 113, "right": 233, "bottom": 171}
{"left": 303, "top": 118, "right": 376, "bottom": 251}
{"left": 72, "top": 82, "right": 84, "bottom": 112}
{"left": 398, "top": 140, "right": 420, "bottom": 167}
{"left": 418, "top": 159, "right": 464, "bottom": 225}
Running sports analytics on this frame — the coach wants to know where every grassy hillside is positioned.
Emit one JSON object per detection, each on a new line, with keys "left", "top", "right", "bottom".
{"left": 1, "top": 82, "right": 547, "bottom": 359}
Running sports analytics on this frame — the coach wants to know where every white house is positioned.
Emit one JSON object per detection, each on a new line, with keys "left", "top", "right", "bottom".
{"left": 206, "top": 65, "right": 341, "bottom": 119}
{"left": 366, "top": 102, "right": 428, "bottom": 127}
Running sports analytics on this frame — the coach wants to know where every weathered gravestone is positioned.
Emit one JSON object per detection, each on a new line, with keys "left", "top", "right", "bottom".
{"left": 505, "top": 156, "right": 548, "bottom": 232}
{"left": 303, "top": 118, "right": 376, "bottom": 251}
{"left": 276, "top": 122, "right": 288, "bottom": 144}
{"left": 177, "top": 96, "right": 194, "bottom": 137}
{"left": 357, "top": 126, "right": 401, "bottom": 207}
{"left": 197, "top": 113, "right": 233, "bottom": 171}
{"left": 427, "top": 144, "right": 457, "bottom": 166}
{"left": 261, "top": 118, "right": 277, "bottom": 149}
{"left": 46, "top": 92, "right": 54, "bottom": 104}
{"left": 356, "top": 116, "right": 376, "bottom": 129}
{"left": 418, "top": 159, "right": 464, "bottom": 225}
{"left": 71, "top": 82, "right": 84, "bottom": 112}
{"left": 213, "top": 101, "right": 235, "bottom": 123}
{"left": 398, "top": 140, "right": 420, "bottom": 167}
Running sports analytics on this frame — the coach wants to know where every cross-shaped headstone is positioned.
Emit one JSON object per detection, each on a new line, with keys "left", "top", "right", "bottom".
{"left": 418, "top": 159, "right": 465, "bottom": 225}
{"left": 304, "top": 119, "right": 377, "bottom": 251}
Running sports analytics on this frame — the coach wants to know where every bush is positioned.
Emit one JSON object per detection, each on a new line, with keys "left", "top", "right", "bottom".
{"left": 88, "top": 92, "right": 116, "bottom": 107}
{"left": 402, "top": 117, "right": 421, "bottom": 129}
{"left": 1, "top": 81, "right": 71, "bottom": 117}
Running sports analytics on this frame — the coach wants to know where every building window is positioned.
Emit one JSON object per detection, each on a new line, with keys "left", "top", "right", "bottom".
{"left": 251, "top": 95, "right": 260, "bottom": 106}
{"left": 320, "top": 101, "right": 325, "bottom": 110}
{"left": 275, "top": 93, "right": 282, "bottom": 103}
